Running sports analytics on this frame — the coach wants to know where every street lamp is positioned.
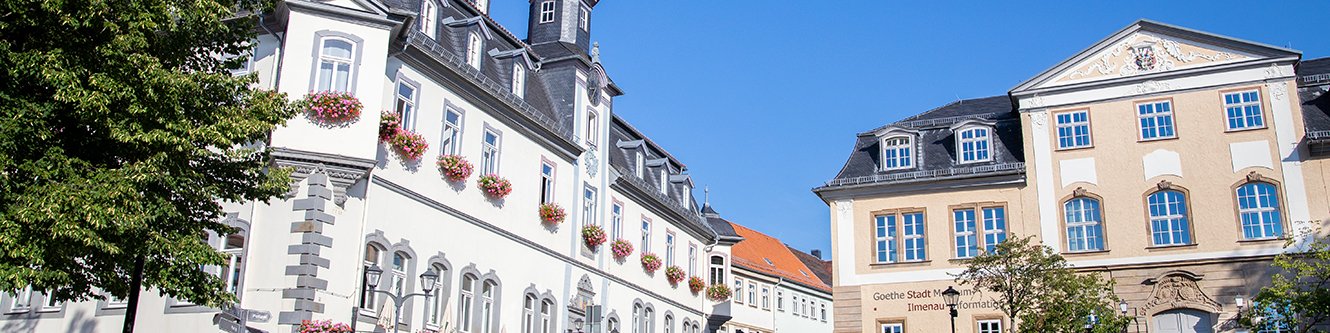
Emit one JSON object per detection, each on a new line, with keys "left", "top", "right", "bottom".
{"left": 1235, "top": 295, "right": 1247, "bottom": 321}
{"left": 942, "top": 286, "right": 961, "bottom": 333}
{"left": 1118, "top": 300, "right": 1128, "bottom": 315}
{"left": 364, "top": 266, "right": 439, "bottom": 332}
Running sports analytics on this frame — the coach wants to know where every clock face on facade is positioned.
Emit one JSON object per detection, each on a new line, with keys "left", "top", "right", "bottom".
{"left": 588, "top": 66, "right": 604, "bottom": 106}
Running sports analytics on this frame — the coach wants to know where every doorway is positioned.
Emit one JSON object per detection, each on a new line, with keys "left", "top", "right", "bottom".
{"left": 1154, "top": 309, "right": 1214, "bottom": 333}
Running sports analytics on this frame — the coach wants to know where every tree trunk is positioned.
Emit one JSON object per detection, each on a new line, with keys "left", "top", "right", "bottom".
{"left": 122, "top": 255, "right": 145, "bottom": 333}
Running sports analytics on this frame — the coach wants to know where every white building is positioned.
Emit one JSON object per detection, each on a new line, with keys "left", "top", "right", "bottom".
{"left": 0, "top": 0, "right": 757, "bottom": 332}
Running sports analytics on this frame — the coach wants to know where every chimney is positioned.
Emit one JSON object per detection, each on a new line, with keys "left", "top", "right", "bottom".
{"left": 811, "top": 249, "right": 822, "bottom": 259}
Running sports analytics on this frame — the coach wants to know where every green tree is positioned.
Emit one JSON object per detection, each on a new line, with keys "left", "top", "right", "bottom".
{"left": 0, "top": 0, "right": 294, "bottom": 308}
{"left": 954, "top": 235, "right": 1129, "bottom": 333}
{"left": 1241, "top": 229, "right": 1330, "bottom": 333}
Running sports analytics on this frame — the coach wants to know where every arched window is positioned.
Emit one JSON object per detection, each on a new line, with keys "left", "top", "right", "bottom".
{"left": 1064, "top": 197, "right": 1104, "bottom": 252}
{"left": 359, "top": 244, "right": 382, "bottom": 310}
{"left": 425, "top": 264, "right": 447, "bottom": 326}
{"left": 419, "top": 0, "right": 438, "bottom": 37}
{"left": 1237, "top": 182, "right": 1283, "bottom": 239}
{"left": 522, "top": 295, "right": 536, "bottom": 333}
{"left": 607, "top": 317, "right": 620, "bottom": 333}
{"left": 881, "top": 136, "right": 913, "bottom": 170}
{"left": 632, "top": 304, "right": 643, "bottom": 333}
{"left": 221, "top": 233, "right": 246, "bottom": 295}
{"left": 658, "top": 169, "right": 669, "bottom": 194}
{"left": 512, "top": 63, "right": 526, "bottom": 98}
{"left": 957, "top": 127, "right": 992, "bottom": 164}
{"left": 390, "top": 253, "right": 408, "bottom": 297}
{"left": 1147, "top": 190, "right": 1191, "bottom": 246}
{"left": 481, "top": 281, "right": 497, "bottom": 333}
{"left": 709, "top": 256, "right": 726, "bottom": 285}
{"left": 467, "top": 33, "right": 483, "bottom": 69}
{"left": 540, "top": 299, "right": 553, "bottom": 333}
{"left": 643, "top": 307, "right": 654, "bottom": 333}
{"left": 316, "top": 38, "right": 355, "bottom": 92}
{"left": 664, "top": 314, "right": 674, "bottom": 333}
{"left": 459, "top": 275, "right": 476, "bottom": 332}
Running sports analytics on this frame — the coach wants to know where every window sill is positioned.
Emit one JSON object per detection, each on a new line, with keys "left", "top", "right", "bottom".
{"left": 870, "top": 260, "right": 932, "bottom": 267}
{"left": 1061, "top": 249, "right": 1110, "bottom": 256}
{"left": 1138, "top": 136, "right": 1179, "bottom": 143}
{"left": 1145, "top": 243, "right": 1197, "bottom": 251}
{"left": 1224, "top": 126, "right": 1267, "bottom": 133}
{"left": 1054, "top": 145, "right": 1095, "bottom": 152}
{"left": 1237, "top": 237, "right": 1286, "bottom": 244}
{"left": 5, "top": 308, "right": 31, "bottom": 315}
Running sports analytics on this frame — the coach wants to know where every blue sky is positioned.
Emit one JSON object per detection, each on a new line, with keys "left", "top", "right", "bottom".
{"left": 489, "top": 1, "right": 1330, "bottom": 255}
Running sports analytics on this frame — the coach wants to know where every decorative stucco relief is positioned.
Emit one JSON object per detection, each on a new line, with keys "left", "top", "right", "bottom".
{"left": 1059, "top": 32, "right": 1245, "bottom": 83}
{"left": 1144, "top": 273, "right": 1221, "bottom": 313}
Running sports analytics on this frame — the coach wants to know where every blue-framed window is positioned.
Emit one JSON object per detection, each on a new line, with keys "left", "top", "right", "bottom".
{"left": 1064, "top": 197, "right": 1104, "bottom": 252}
{"left": 957, "top": 127, "right": 992, "bottom": 163}
{"left": 1056, "top": 110, "right": 1092, "bottom": 149}
{"left": 902, "top": 212, "right": 926, "bottom": 262}
{"left": 981, "top": 207, "right": 1007, "bottom": 253}
{"left": 1147, "top": 190, "right": 1191, "bottom": 246}
{"left": 1224, "top": 90, "right": 1264, "bottom": 130}
{"left": 874, "top": 215, "right": 897, "bottom": 263}
{"left": 1237, "top": 182, "right": 1283, "bottom": 240}
{"left": 881, "top": 137, "right": 913, "bottom": 170}
{"left": 1137, "top": 101, "right": 1176, "bottom": 140}
{"left": 954, "top": 209, "right": 978, "bottom": 258}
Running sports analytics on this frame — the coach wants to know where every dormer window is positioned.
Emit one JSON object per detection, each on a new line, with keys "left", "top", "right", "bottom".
{"left": 681, "top": 185, "right": 691, "bottom": 205}
{"left": 659, "top": 169, "right": 668, "bottom": 195}
{"left": 511, "top": 63, "right": 525, "bottom": 98}
{"left": 472, "top": 0, "right": 488, "bottom": 14}
{"left": 579, "top": 6, "right": 589, "bottom": 31}
{"left": 419, "top": 0, "right": 438, "bottom": 37}
{"left": 466, "top": 32, "right": 482, "bottom": 69}
{"left": 538, "top": 1, "right": 556, "bottom": 23}
{"left": 956, "top": 127, "right": 992, "bottom": 164}
{"left": 635, "top": 151, "right": 644, "bottom": 178}
{"left": 881, "top": 136, "right": 913, "bottom": 170}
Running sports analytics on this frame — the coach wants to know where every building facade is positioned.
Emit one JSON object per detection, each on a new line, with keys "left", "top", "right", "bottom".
{"left": 702, "top": 206, "right": 835, "bottom": 333}
{"left": 816, "top": 20, "right": 1330, "bottom": 333}
{"left": 0, "top": 1, "right": 750, "bottom": 333}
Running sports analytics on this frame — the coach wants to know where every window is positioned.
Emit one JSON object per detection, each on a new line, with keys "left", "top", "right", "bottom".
{"left": 390, "top": 253, "right": 407, "bottom": 303}
{"left": 1148, "top": 190, "right": 1191, "bottom": 246}
{"left": 747, "top": 284, "right": 756, "bottom": 307}
{"left": 977, "top": 319, "right": 1002, "bottom": 333}
{"left": 635, "top": 152, "right": 645, "bottom": 178}
{"left": 957, "top": 127, "right": 992, "bottom": 163}
{"left": 7, "top": 286, "right": 33, "bottom": 313}
{"left": 954, "top": 209, "right": 977, "bottom": 258}
{"left": 954, "top": 206, "right": 1006, "bottom": 258}
{"left": 540, "top": 162, "right": 556, "bottom": 204}
{"left": 39, "top": 292, "right": 61, "bottom": 312}
{"left": 681, "top": 186, "right": 691, "bottom": 206}
{"left": 583, "top": 186, "right": 598, "bottom": 227}
{"left": 643, "top": 307, "right": 654, "bottom": 333}
{"left": 776, "top": 290, "right": 784, "bottom": 311}
{"left": 426, "top": 265, "right": 447, "bottom": 326}
{"left": 611, "top": 202, "right": 624, "bottom": 240}
{"left": 665, "top": 232, "right": 676, "bottom": 266}
{"left": 395, "top": 78, "right": 417, "bottom": 131}
{"left": 881, "top": 136, "right": 913, "bottom": 170}
{"left": 981, "top": 207, "right": 1007, "bottom": 253}
{"left": 523, "top": 295, "right": 536, "bottom": 333}
{"left": 1055, "top": 110, "right": 1092, "bottom": 149}
{"left": 1224, "top": 90, "right": 1264, "bottom": 130}
{"left": 709, "top": 256, "right": 726, "bottom": 285}
{"left": 632, "top": 304, "right": 643, "bottom": 333}
{"left": 466, "top": 33, "right": 483, "bottom": 69}
{"left": 359, "top": 244, "right": 381, "bottom": 311}
{"left": 221, "top": 233, "right": 245, "bottom": 295}
{"left": 481, "top": 281, "right": 496, "bottom": 333}
{"left": 512, "top": 64, "right": 525, "bottom": 98}
{"left": 659, "top": 169, "right": 669, "bottom": 194}
{"left": 880, "top": 323, "right": 904, "bottom": 333}
{"left": 733, "top": 278, "right": 744, "bottom": 304}
{"left": 761, "top": 286, "right": 770, "bottom": 310}
{"left": 538, "top": 1, "right": 556, "bottom": 23}
{"left": 481, "top": 129, "right": 501, "bottom": 175}
{"left": 1238, "top": 182, "right": 1283, "bottom": 239}
{"left": 316, "top": 38, "right": 355, "bottom": 92}
{"left": 873, "top": 214, "right": 897, "bottom": 263}
{"left": 641, "top": 218, "right": 652, "bottom": 253}
{"left": 688, "top": 244, "right": 697, "bottom": 276}
{"left": 473, "top": 0, "right": 488, "bottom": 13}
{"left": 902, "top": 212, "right": 926, "bottom": 261}
{"left": 105, "top": 295, "right": 128, "bottom": 309}
{"left": 579, "top": 6, "right": 589, "bottom": 31}
{"left": 820, "top": 302, "right": 827, "bottom": 321}
{"left": 540, "top": 300, "right": 553, "bottom": 333}
{"left": 1137, "top": 100, "right": 1176, "bottom": 140}
{"left": 1065, "top": 197, "right": 1105, "bottom": 252}
{"left": 586, "top": 111, "right": 599, "bottom": 148}
{"left": 664, "top": 315, "right": 674, "bottom": 333}
{"left": 419, "top": 1, "right": 437, "bottom": 36}
{"left": 441, "top": 108, "right": 463, "bottom": 155}
{"left": 459, "top": 275, "right": 476, "bottom": 332}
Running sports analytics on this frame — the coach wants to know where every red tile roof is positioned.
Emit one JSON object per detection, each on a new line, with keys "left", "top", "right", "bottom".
{"left": 728, "top": 222, "right": 832, "bottom": 293}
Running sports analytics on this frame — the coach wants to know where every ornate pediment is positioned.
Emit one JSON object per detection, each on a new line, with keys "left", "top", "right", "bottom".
{"left": 1143, "top": 271, "right": 1221, "bottom": 313}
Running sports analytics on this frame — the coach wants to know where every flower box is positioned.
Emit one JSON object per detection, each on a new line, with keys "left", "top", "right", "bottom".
{"left": 389, "top": 131, "right": 428, "bottom": 160}
{"left": 379, "top": 111, "right": 402, "bottom": 141}
{"left": 640, "top": 253, "right": 662, "bottom": 273}
{"left": 477, "top": 174, "right": 512, "bottom": 199}
{"left": 665, "top": 266, "right": 685, "bottom": 285}
{"left": 299, "top": 319, "right": 352, "bottom": 333}
{"left": 582, "top": 225, "right": 607, "bottom": 249}
{"left": 301, "top": 91, "right": 362, "bottom": 124}
{"left": 611, "top": 239, "right": 634, "bottom": 259}
{"left": 706, "top": 284, "right": 732, "bottom": 302}
{"left": 539, "top": 203, "right": 566, "bottom": 224}
{"left": 436, "top": 154, "right": 474, "bottom": 182}
{"left": 688, "top": 276, "right": 705, "bottom": 294}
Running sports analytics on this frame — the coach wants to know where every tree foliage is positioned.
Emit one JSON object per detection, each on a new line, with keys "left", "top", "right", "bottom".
{"left": 955, "top": 235, "right": 1129, "bottom": 333}
{"left": 0, "top": 0, "right": 295, "bottom": 306}
{"left": 1242, "top": 229, "right": 1330, "bottom": 333}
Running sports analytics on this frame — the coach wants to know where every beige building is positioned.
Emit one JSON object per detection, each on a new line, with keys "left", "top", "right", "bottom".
{"left": 815, "top": 20, "right": 1330, "bottom": 333}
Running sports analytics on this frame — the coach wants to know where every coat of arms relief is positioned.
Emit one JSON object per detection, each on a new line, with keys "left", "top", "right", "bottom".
{"left": 1063, "top": 33, "right": 1244, "bottom": 82}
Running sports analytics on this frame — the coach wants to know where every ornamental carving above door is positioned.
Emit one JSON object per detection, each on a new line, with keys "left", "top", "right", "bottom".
{"left": 1143, "top": 271, "right": 1221, "bottom": 313}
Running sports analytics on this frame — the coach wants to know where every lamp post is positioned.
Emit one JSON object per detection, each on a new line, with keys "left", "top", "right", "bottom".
{"left": 942, "top": 286, "right": 961, "bottom": 333}
{"left": 365, "top": 265, "right": 439, "bottom": 332}
{"left": 1119, "top": 300, "right": 1130, "bottom": 333}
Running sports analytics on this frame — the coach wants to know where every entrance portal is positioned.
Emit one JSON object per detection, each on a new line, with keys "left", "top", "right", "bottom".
{"left": 1154, "top": 309, "right": 1214, "bottom": 333}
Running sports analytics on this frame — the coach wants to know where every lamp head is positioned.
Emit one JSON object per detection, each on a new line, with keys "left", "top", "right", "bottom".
{"left": 365, "top": 265, "right": 384, "bottom": 289}
{"left": 1235, "top": 295, "right": 1247, "bottom": 309}
{"left": 941, "top": 286, "right": 961, "bottom": 307}
{"left": 1119, "top": 300, "right": 1129, "bottom": 315}
{"left": 420, "top": 269, "right": 440, "bottom": 293}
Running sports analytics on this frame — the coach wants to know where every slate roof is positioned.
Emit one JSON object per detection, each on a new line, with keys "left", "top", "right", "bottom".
{"left": 1300, "top": 57, "right": 1330, "bottom": 141}
{"left": 607, "top": 114, "right": 710, "bottom": 235}
{"left": 728, "top": 222, "right": 831, "bottom": 293}
{"left": 701, "top": 204, "right": 743, "bottom": 240}
{"left": 787, "top": 245, "right": 832, "bottom": 287}
{"left": 815, "top": 95, "right": 1024, "bottom": 192}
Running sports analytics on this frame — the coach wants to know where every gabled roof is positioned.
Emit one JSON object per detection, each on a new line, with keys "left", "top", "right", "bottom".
{"left": 786, "top": 245, "right": 832, "bottom": 287}
{"left": 1012, "top": 19, "right": 1301, "bottom": 94}
{"left": 729, "top": 222, "right": 831, "bottom": 293}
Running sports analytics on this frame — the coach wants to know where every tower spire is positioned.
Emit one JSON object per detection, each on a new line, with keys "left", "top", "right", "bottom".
{"left": 704, "top": 186, "right": 710, "bottom": 206}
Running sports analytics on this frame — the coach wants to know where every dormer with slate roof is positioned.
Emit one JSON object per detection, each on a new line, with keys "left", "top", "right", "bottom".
{"left": 527, "top": 0, "right": 597, "bottom": 55}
